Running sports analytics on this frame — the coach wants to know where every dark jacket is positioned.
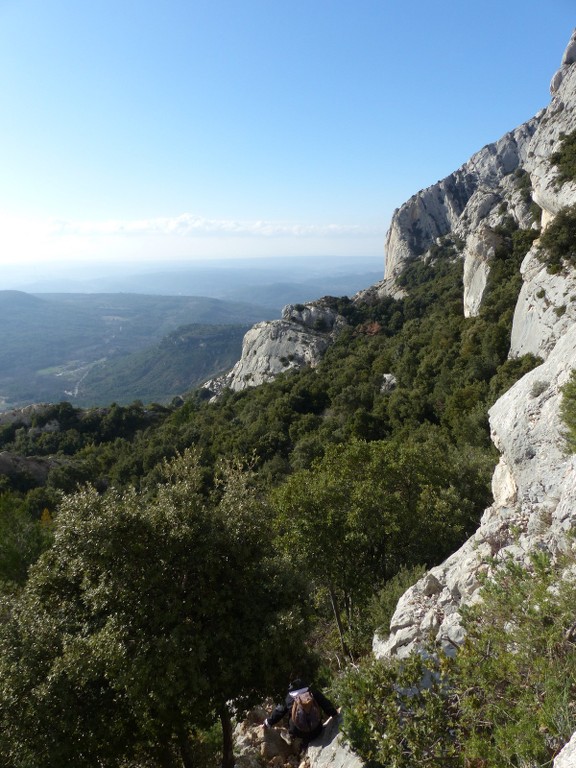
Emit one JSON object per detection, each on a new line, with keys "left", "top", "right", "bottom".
{"left": 265, "top": 681, "right": 338, "bottom": 741}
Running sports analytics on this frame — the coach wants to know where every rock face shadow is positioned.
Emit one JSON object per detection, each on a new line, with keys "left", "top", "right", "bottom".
{"left": 305, "top": 715, "right": 364, "bottom": 768}
{"left": 311, "top": 715, "right": 341, "bottom": 749}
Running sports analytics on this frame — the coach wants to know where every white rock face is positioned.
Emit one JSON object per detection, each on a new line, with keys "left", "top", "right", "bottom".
{"left": 375, "top": 325, "right": 576, "bottom": 659}
{"left": 375, "top": 32, "right": 576, "bottom": 704}
{"left": 204, "top": 301, "right": 347, "bottom": 396}
{"left": 462, "top": 224, "right": 503, "bottom": 317}
{"left": 526, "top": 39, "right": 576, "bottom": 220}
{"left": 555, "top": 731, "right": 576, "bottom": 768}
{"left": 307, "top": 717, "right": 364, "bottom": 768}
{"left": 382, "top": 119, "right": 539, "bottom": 290}
{"left": 509, "top": 41, "right": 576, "bottom": 360}
{"left": 510, "top": 242, "right": 576, "bottom": 359}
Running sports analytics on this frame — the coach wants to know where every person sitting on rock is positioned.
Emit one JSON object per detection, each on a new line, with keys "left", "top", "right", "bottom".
{"left": 263, "top": 678, "right": 338, "bottom": 748}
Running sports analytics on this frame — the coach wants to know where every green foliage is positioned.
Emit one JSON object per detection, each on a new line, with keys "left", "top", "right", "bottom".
{"left": 537, "top": 204, "right": 576, "bottom": 272}
{"left": 561, "top": 368, "right": 576, "bottom": 452}
{"left": 0, "top": 492, "right": 53, "bottom": 586}
{"left": 334, "top": 552, "right": 576, "bottom": 768}
{"left": 335, "top": 652, "right": 461, "bottom": 768}
{"left": 457, "top": 552, "right": 576, "bottom": 766}
{"left": 551, "top": 129, "right": 576, "bottom": 186}
{"left": 0, "top": 450, "right": 311, "bottom": 767}
{"left": 272, "top": 433, "right": 492, "bottom": 659}
{"left": 479, "top": 224, "right": 539, "bottom": 324}
{"left": 362, "top": 564, "right": 427, "bottom": 640}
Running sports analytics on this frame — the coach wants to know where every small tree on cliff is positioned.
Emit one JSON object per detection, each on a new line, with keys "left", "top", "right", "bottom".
{"left": 0, "top": 449, "right": 310, "bottom": 768}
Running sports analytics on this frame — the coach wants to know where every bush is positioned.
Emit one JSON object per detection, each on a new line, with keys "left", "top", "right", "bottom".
{"left": 335, "top": 652, "right": 461, "bottom": 768}
{"left": 457, "top": 552, "right": 576, "bottom": 766}
{"left": 335, "top": 552, "right": 576, "bottom": 768}
{"left": 363, "top": 564, "right": 427, "bottom": 639}
{"left": 560, "top": 367, "right": 576, "bottom": 452}
{"left": 550, "top": 129, "right": 576, "bottom": 186}
{"left": 537, "top": 204, "right": 576, "bottom": 271}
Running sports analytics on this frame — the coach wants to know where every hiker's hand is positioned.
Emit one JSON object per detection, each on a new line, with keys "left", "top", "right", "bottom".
{"left": 263, "top": 718, "right": 270, "bottom": 729}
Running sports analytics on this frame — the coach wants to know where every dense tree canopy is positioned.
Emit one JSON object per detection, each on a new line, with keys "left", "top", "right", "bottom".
{"left": 0, "top": 451, "right": 311, "bottom": 768}
{"left": 272, "top": 433, "right": 492, "bottom": 658}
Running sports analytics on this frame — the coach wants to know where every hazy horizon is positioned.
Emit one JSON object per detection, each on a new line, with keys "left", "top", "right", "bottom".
{"left": 0, "top": 254, "right": 385, "bottom": 306}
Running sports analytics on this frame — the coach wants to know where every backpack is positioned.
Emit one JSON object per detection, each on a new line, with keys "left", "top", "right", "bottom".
{"left": 291, "top": 690, "right": 322, "bottom": 733}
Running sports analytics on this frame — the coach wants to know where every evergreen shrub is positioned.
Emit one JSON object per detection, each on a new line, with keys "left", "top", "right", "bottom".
{"left": 537, "top": 204, "right": 576, "bottom": 272}
{"left": 335, "top": 552, "right": 576, "bottom": 768}
{"left": 551, "top": 129, "right": 576, "bottom": 186}
{"left": 561, "top": 367, "right": 576, "bottom": 452}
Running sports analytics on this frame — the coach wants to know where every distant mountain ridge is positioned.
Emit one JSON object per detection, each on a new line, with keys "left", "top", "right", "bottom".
{"left": 0, "top": 291, "right": 275, "bottom": 410}
{"left": 7, "top": 256, "right": 383, "bottom": 312}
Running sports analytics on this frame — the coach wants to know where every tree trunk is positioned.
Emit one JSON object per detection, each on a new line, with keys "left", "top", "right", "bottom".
{"left": 328, "top": 583, "right": 352, "bottom": 661}
{"left": 344, "top": 591, "right": 353, "bottom": 633}
{"left": 155, "top": 738, "right": 176, "bottom": 768}
{"left": 220, "top": 702, "right": 235, "bottom": 768}
{"left": 178, "top": 729, "right": 195, "bottom": 768}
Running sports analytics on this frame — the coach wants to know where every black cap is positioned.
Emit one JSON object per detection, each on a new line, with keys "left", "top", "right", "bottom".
{"left": 288, "top": 678, "right": 307, "bottom": 691}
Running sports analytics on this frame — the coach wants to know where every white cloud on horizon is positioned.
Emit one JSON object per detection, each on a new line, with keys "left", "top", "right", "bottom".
{"left": 0, "top": 211, "right": 385, "bottom": 265}
{"left": 47, "top": 212, "right": 385, "bottom": 238}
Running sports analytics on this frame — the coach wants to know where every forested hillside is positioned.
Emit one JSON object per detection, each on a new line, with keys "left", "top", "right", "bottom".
{"left": 0, "top": 220, "right": 542, "bottom": 767}
{"left": 0, "top": 291, "right": 273, "bottom": 409}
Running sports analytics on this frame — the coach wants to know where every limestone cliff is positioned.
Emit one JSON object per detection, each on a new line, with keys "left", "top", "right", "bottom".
{"left": 203, "top": 300, "right": 347, "bottom": 397}
{"left": 375, "top": 29, "right": 576, "bottom": 664}
{"left": 355, "top": 119, "right": 541, "bottom": 312}
{"left": 327, "top": 28, "right": 576, "bottom": 768}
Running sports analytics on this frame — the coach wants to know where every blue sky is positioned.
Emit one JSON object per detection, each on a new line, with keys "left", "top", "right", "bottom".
{"left": 0, "top": 0, "right": 573, "bottom": 268}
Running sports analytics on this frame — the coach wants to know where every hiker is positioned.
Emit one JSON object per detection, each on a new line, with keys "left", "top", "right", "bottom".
{"left": 263, "top": 678, "right": 338, "bottom": 747}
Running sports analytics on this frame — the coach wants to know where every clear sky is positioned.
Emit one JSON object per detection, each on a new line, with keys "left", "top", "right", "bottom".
{"left": 0, "top": 0, "right": 573, "bottom": 269}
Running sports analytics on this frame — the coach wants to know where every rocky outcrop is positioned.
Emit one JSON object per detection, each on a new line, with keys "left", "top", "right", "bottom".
{"left": 306, "top": 717, "right": 364, "bottom": 768}
{"left": 509, "top": 241, "right": 576, "bottom": 358}
{"left": 462, "top": 224, "right": 504, "bottom": 317}
{"left": 510, "top": 41, "right": 576, "bottom": 359}
{"left": 204, "top": 300, "right": 347, "bottom": 397}
{"left": 535, "top": 29, "right": 576, "bottom": 218}
{"left": 387, "top": 122, "right": 537, "bottom": 270}
{"left": 374, "top": 324, "right": 576, "bottom": 658}
{"left": 354, "top": 116, "right": 541, "bottom": 310}
{"left": 375, "top": 28, "right": 576, "bottom": 668}
{"left": 233, "top": 710, "right": 361, "bottom": 768}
